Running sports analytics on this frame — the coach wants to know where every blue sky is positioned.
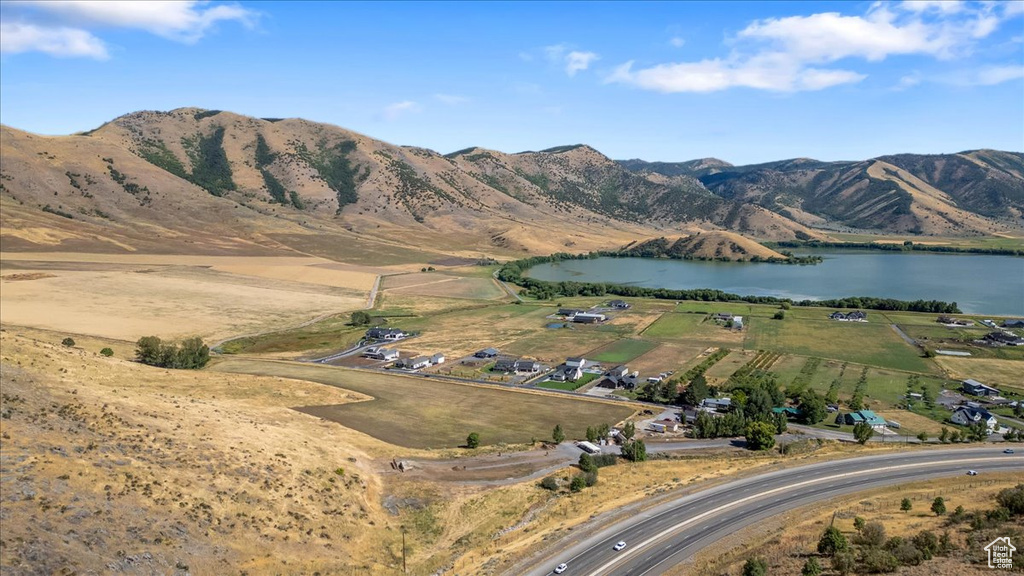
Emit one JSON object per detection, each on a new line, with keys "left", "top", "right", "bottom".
{"left": 1, "top": 1, "right": 1022, "bottom": 164}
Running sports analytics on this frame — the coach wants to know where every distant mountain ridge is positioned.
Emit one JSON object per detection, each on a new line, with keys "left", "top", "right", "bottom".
{"left": 0, "top": 107, "right": 1020, "bottom": 258}
{"left": 618, "top": 150, "right": 1024, "bottom": 235}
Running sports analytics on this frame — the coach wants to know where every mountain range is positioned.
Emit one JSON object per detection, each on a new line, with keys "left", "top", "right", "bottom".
{"left": 1, "top": 107, "right": 1021, "bottom": 258}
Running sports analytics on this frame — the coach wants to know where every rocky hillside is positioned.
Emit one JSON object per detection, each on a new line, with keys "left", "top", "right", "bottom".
{"left": 620, "top": 151, "right": 1024, "bottom": 236}
{"left": 1, "top": 108, "right": 1019, "bottom": 258}
{"left": 0, "top": 108, "right": 818, "bottom": 256}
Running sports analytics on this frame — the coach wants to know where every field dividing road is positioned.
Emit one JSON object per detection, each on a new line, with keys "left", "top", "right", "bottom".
{"left": 512, "top": 448, "right": 1023, "bottom": 576}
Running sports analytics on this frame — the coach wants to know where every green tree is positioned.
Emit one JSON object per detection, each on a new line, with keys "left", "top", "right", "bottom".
{"left": 830, "top": 550, "right": 856, "bottom": 576}
{"left": 773, "top": 310, "right": 785, "bottom": 320}
{"left": 938, "top": 427, "right": 950, "bottom": 443}
{"left": 967, "top": 420, "right": 989, "bottom": 442}
{"left": 916, "top": 432, "right": 928, "bottom": 442}
{"left": 855, "top": 522, "right": 886, "bottom": 547}
{"left": 853, "top": 516, "right": 866, "bottom": 532}
{"left": 682, "top": 375, "right": 710, "bottom": 406}
{"left": 801, "top": 557, "right": 821, "bottom": 576}
{"left": 350, "top": 310, "right": 372, "bottom": 326}
{"left": 61, "top": 337, "right": 76, "bottom": 347}
{"left": 621, "top": 439, "right": 647, "bottom": 462}
{"left": 745, "top": 421, "right": 776, "bottom": 451}
{"left": 597, "top": 423, "right": 610, "bottom": 440}
{"left": 860, "top": 548, "right": 898, "bottom": 573}
{"left": 135, "top": 336, "right": 163, "bottom": 365}
{"left": 913, "top": 531, "right": 939, "bottom": 559}
{"left": 177, "top": 337, "right": 210, "bottom": 369}
{"left": 578, "top": 453, "right": 596, "bottom": 473}
{"left": 741, "top": 557, "right": 767, "bottom": 576}
{"left": 552, "top": 424, "right": 565, "bottom": 444}
{"left": 901, "top": 498, "right": 913, "bottom": 513}
{"left": 817, "top": 526, "right": 849, "bottom": 556}
{"left": 853, "top": 422, "right": 874, "bottom": 444}
{"left": 995, "top": 484, "right": 1024, "bottom": 515}
{"left": 466, "top": 432, "right": 480, "bottom": 449}
{"left": 621, "top": 421, "right": 636, "bottom": 441}
{"left": 781, "top": 301, "right": 792, "bottom": 310}
{"left": 540, "top": 476, "right": 559, "bottom": 491}
{"left": 799, "top": 390, "right": 828, "bottom": 425}
{"left": 100, "top": 347, "right": 114, "bottom": 357}
{"left": 931, "top": 496, "right": 946, "bottom": 516}
{"left": 586, "top": 426, "right": 598, "bottom": 443}
{"left": 569, "top": 475, "right": 586, "bottom": 492}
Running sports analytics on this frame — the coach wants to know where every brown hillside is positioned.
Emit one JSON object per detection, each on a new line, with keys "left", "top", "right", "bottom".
{"left": 628, "top": 231, "right": 789, "bottom": 260}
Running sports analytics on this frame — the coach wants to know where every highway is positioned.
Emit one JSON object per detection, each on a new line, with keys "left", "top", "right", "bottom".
{"left": 512, "top": 448, "right": 1023, "bottom": 576}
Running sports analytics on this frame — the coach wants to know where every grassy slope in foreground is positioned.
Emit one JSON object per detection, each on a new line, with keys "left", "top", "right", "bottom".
{"left": 211, "top": 358, "right": 634, "bottom": 449}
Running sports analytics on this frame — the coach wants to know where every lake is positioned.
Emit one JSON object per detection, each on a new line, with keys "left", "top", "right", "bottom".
{"left": 525, "top": 252, "right": 1024, "bottom": 316}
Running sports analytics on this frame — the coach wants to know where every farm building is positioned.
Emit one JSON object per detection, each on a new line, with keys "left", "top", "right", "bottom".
{"left": 403, "top": 356, "right": 431, "bottom": 370}
{"left": 364, "top": 347, "right": 399, "bottom": 361}
{"left": 836, "top": 410, "right": 886, "bottom": 426}
{"left": 985, "top": 331, "right": 1024, "bottom": 346}
{"left": 557, "top": 308, "right": 583, "bottom": 317}
{"left": 572, "top": 312, "right": 606, "bottom": 324}
{"left": 649, "top": 419, "right": 679, "bottom": 433}
{"left": 565, "top": 357, "right": 587, "bottom": 369}
{"left": 608, "top": 300, "right": 631, "bottom": 309}
{"left": 475, "top": 348, "right": 499, "bottom": 358}
{"left": 701, "top": 397, "right": 732, "bottom": 412}
{"left": 962, "top": 379, "right": 1000, "bottom": 397}
{"left": 430, "top": 353, "right": 445, "bottom": 365}
{"left": 606, "top": 365, "right": 629, "bottom": 380}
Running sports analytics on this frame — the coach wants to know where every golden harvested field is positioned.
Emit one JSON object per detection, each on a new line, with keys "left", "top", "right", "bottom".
{"left": 383, "top": 272, "right": 505, "bottom": 300}
{"left": 934, "top": 356, "right": 1024, "bottom": 389}
{"left": 0, "top": 255, "right": 371, "bottom": 341}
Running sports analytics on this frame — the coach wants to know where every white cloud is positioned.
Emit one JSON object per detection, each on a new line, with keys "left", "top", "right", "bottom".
{"left": 607, "top": 55, "right": 865, "bottom": 93}
{"left": 895, "top": 72, "right": 923, "bottom": 89}
{"left": 565, "top": 51, "right": 599, "bottom": 76}
{"left": 607, "top": 2, "right": 1017, "bottom": 93}
{"left": 543, "top": 43, "right": 599, "bottom": 76}
{"left": 381, "top": 101, "right": 421, "bottom": 121}
{"left": 901, "top": 1, "right": 966, "bottom": 15}
{"left": 669, "top": 36, "right": 686, "bottom": 48}
{"left": 22, "top": 1, "right": 257, "bottom": 42}
{"left": 947, "top": 64, "right": 1024, "bottom": 86}
{"left": 434, "top": 93, "right": 470, "bottom": 105}
{"left": 0, "top": 21, "right": 108, "bottom": 59}
{"left": 1, "top": 1, "right": 257, "bottom": 58}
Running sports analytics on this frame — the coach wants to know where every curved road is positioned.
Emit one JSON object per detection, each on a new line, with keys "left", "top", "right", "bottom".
{"left": 513, "top": 448, "right": 1023, "bottom": 576}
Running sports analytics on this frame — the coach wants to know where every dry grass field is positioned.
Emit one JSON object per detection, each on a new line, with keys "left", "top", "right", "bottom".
{"left": 934, "top": 356, "right": 1024, "bottom": 389}
{"left": 684, "top": 472, "right": 1022, "bottom": 576}
{"left": 210, "top": 358, "right": 636, "bottom": 449}
{"left": 0, "top": 253, "right": 375, "bottom": 342}
{"left": 383, "top": 272, "right": 505, "bottom": 300}
{"left": 0, "top": 328, "right": 414, "bottom": 575}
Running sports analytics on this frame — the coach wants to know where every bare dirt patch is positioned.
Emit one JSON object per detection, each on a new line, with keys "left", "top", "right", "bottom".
{"left": 0, "top": 272, "right": 56, "bottom": 281}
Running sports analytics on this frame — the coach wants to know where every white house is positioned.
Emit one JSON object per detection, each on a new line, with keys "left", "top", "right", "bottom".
{"left": 565, "top": 357, "right": 586, "bottom": 369}
{"left": 951, "top": 406, "right": 998, "bottom": 433}
{"left": 365, "top": 348, "right": 399, "bottom": 361}
{"left": 430, "top": 353, "right": 445, "bottom": 365}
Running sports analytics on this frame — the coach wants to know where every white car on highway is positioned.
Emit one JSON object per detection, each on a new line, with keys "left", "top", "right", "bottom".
{"left": 613, "top": 541, "right": 627, "bottom": 551}
{"left": 554, "top": 563, "right": 568, "bottom": 574}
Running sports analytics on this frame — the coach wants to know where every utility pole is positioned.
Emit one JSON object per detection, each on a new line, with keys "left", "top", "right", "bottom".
{"left": 402, "top": 526, "right": 407, "bottom": 574}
